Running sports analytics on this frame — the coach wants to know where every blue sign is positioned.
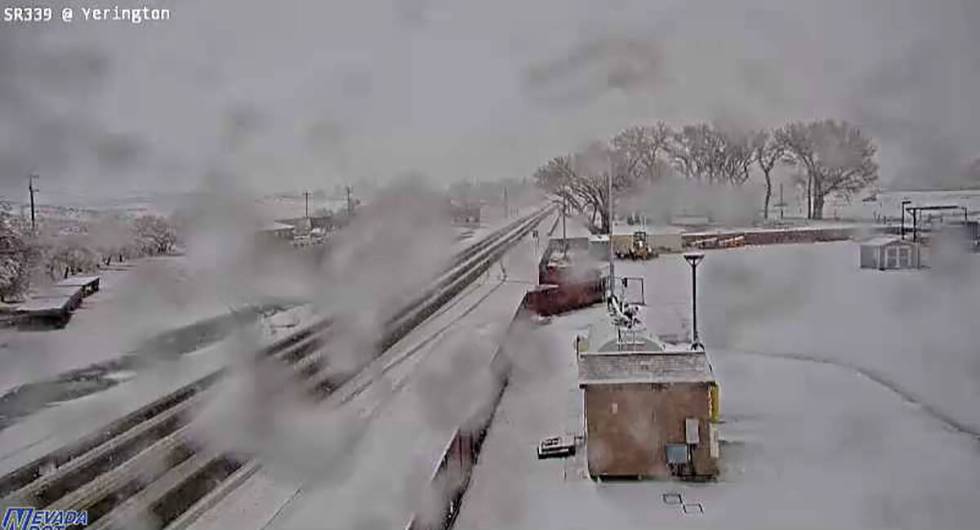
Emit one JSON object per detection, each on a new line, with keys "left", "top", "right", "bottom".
{"left": 1, "top": 507, "right": 88, "bottom": 530}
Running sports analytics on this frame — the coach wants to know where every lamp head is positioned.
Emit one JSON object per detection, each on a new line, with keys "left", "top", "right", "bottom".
{"left": 683, "top": 252, "right": 704, "bottom": 267}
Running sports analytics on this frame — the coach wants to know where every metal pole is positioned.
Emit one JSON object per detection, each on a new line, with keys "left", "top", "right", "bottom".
{"left": 900, "top": 200, "right": 911, "bottom": 239}
{"left": 684, "top": 252, "right": 704, "bottom": 350}
{"left": 562, "top": 192, "right": 567, "bottom": 254}
{"left": 691, "top": 262, "right": 698, "bottom": 347}
{"left": 607, "top": 171, "right": 615, "bottom": 302}
{"left": 900, "top": 205, "right": 905, "bottom": 239}
{"left": 912, "top": 209, "right": 918, "bottom": 242}
{"left": 28, "top": 174, "right": 37, "bottom": 233}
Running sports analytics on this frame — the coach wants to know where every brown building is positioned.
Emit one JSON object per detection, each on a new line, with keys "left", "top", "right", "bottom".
{"left": 577, "top": 323, "right": 719, "bottom": 480}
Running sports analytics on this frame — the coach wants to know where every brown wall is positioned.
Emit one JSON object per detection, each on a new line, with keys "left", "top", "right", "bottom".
{"left": 583, "top": 382, "right": 717, "bottom": 479}
{"left": 682, "top": 227, "right": 856, "bottom": 247}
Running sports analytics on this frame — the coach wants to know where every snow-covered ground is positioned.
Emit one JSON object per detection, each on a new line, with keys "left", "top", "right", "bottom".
{"left": 0, "top": 302, "right": 321, "bottom": 477}
{"left": 456, "top": 242, "right": 980, "bottom": 529}
{"left": 806, "top": 189, "right": 980, "bottom": 221}
{"left": 0, "top": 256, "right": 267, "bottom": 395}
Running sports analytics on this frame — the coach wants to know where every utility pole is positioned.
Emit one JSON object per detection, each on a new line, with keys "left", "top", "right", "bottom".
{"left": 503, "top": 186, "right": 509, "bottom": 219}
{"left": 28, "top": 174, "right": 38, "bottom": 233}
{"left": 900, "top": 200, "right": 911, "bottom": 240}
{"left": 346, "top": 185, "right": 353, "bottom": 218}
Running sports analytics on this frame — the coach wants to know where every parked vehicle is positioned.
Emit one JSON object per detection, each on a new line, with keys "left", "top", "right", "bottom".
{"left": 537, "top": 435, "right": 576, "bottom": 459}
{"left": 615, "top": 231, "right": 658, "bottom": 260}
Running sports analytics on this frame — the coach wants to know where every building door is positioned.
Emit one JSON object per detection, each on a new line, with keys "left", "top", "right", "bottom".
{"left": 885, "top": 246, "right": 899, "bottom": 269}
{"left": 898, "top": 246, "right": 912, "bottom": 268}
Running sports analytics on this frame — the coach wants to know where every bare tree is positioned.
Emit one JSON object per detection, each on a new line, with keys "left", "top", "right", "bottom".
{"left": 668, "top": 123, "right": 756, "bottom": 188}
{"left": 533, "top": 155, "right": 582, "bottom": 211}
{"left": 134, "top": 215, "right": 178, "bottom": 254}
{"left": 533, "top": 143, "right": 638, "bottom": 233}
{"left": 717, "top": 129, "right": 755, "bottom": 187}
{"left": 0, "top": 215, "right": 37, "bottom": 302}
{"left": 753, "top": 130, "right": 787, "bottom": 220}
{"left": 611, "top": 122, "right": 673, "bottom": 183}
{"left": 668, "top": 123, "right": 722, "bottom": 183}
{"left": 777, "top": 120, "right": 878, "bottom": 220}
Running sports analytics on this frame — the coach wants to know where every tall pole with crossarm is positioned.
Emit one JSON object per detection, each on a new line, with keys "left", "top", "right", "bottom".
{"left": 684, "top": 252, "right": 705, "bottom": 350}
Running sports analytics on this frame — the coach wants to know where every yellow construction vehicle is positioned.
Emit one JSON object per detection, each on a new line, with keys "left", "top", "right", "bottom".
{"left": 614, "top": 231, "right": 657, "bottom": 260}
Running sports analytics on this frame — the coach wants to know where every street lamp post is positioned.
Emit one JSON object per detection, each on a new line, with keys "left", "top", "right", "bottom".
{"left": 683, "top": 252, "right": 705, "bottom": 351}
{"left": 562, "top": 193, "right": 567, "bottom": 251}
{"left": 900, "top": 200, "right": 911, "bottom": 239}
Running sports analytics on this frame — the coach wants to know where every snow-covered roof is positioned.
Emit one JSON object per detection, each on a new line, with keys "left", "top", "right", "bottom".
{"left": 259, "top": 222, "right": 295, "bottom": 232}
{"left": 17, "top": 296, "right": 74, "bottom": 313}
{"left": 584, "top": 314, "right": 667, "bottom": 354}
{"left": 860, "top": 236, "right": 913, "bottom": 247}
{"left": 611, "top": 224, "right": 686, "bottom": 236}
{"left": 578, "top": 351, "right": 715, "bottom": 386}
{"left": 56, "top": 275, "right": 100, "bottom": 287}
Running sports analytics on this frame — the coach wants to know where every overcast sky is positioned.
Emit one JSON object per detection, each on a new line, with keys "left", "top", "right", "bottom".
{"left": 1, "top": 0, "right": 977, "bottom": 201}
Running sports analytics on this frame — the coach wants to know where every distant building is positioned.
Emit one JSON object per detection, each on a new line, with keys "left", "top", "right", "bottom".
{"left": 670, "top": 214, "right": 711, "bottom": 229}
{"left": 448, "top": 200, "right": 481, "bottom": 225}
{"left": 577, "top": 320, "right": 719, "bottom": 480}
{"left": 258, "top": 222, "right": 295, "bottom": 241}
{"left": 859, "top": 236, "right": 921, "bottom": 270}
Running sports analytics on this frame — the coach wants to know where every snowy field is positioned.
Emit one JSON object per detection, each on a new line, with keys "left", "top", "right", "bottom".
{"left": 457, "top": 242, "right": 980, "bottom": 529}
{"left": 0, "top": 302, "right": 319, "bottom": 477}
{"left": 0, "top": 256, "right": 251, "bottom": 394}
{"left": 773, "top": 189, "right": 980, "bottom": 222}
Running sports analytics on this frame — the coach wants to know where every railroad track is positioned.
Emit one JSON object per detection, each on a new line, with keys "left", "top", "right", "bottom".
{"left": 0, "top": 206, "right": 552, "bottom": 530}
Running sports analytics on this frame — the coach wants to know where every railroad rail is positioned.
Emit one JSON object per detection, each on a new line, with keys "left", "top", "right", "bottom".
{"left": 0, "top": 206, "right": 552, "bottom": 530}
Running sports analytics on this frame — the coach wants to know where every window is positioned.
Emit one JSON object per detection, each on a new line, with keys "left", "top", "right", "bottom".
{"left": 898, "top": 246, "right": 911, "bottom": 267}
{"left": 885, "top": 246, "right": 899, "bottom": 268}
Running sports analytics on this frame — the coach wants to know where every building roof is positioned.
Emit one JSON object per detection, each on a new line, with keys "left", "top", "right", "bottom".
{"left": 34, "top": 285, "right": 83, "bottom": 299}
{"left": 611, "top": 224, "right": 686, "bottom": 236}
{"left": 17, "top": 296, "right": 74, "bottom": 313}
{"left": 585, "top": 315, "right": 668, "bottom": 354}
{"left": 860, "top": 236, "right": 914, "bottom": 247}
{"left": 56, "top": 275, "right": 100, "bottom": 287}
{"left": 259, "top": 221, "right": 295, "bottom": 232}
{"left": 578, "top": 351, "right": 715, "bottom": 386}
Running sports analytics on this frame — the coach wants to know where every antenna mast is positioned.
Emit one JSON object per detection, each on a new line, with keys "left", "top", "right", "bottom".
{"left": 607, "top": 170, "right": 615, "bottom": 303}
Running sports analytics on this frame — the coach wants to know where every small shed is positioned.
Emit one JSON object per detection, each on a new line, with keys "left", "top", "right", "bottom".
{"left": 56, "top": 275, "right": 101, "bottom": 297}
{"left": 859, "top": 236, "right": 921, "bottom": 270}
{"left": 577, "top": 320, "right": 720, "bottom": 480}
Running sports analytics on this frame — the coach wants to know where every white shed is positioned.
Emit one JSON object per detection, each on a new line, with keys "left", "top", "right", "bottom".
{"left": 859, "top": 237, "right": 921, "bottom": 270}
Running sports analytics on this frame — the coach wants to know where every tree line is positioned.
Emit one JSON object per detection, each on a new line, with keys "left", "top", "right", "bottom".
{"left": 0, "top": 213, "right": 178, "bottom": 302}
{"left": 534, "top": 119, "right": 879, "bottom": 232}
